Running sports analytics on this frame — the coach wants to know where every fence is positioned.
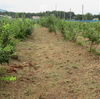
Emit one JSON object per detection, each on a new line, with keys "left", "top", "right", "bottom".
{"left": 66, "top": 20, "right": 100, "bottom": 22}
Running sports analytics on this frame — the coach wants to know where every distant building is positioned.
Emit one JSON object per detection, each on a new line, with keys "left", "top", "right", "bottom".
{"left": 8, "top": 16, "right": 12, "bottom": 19}
{"left": 0, "top": 15, "right": 12, "bottom": 19}
{"left": 0, "top": 15, "right": 4, "bottom": 17}
{"left": 93, "top": 18, "right": 99, "bottom": 20}
{"left": 18, "top": 17, "right": 22, "bottom": 19}
{"left": 32, "top": 16, "right": 40, "bottom": 19}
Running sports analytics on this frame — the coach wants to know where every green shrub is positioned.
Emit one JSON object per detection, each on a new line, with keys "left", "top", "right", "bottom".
{"left": 82, "top": 25, "right": 100, "bottom": 52}
{"left": 38, "top": 15, "right": 60, "bottom": 34}
{"left": 0, "top": 44, "right": 15, "bottom": 64}
{"left": 0, "top": 16, "right": 35, "bottom": 64}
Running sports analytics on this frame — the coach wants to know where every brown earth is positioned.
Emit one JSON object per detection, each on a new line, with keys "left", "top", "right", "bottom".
{"left": 0, "top": 27, "right": 100, "bottom": 99}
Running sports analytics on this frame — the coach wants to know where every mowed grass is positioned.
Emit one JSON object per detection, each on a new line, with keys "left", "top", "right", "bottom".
{"left": 0, "top": 27, "right": 100, "bottom": 99}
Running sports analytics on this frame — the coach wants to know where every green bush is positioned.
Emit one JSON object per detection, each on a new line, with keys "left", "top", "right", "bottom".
{"left": 38, "top": 16, "right": 100, "bottom": 54}
{"left": 0, "top": 16, "right": 35, "bottom": 64}
{"left": 38, "top": 15, "right": 60, "bottom": 34}
{"left": 82, "top": 23, "right": 100, "bottom": 52}
{"left": 0, "top": 44, "right": 15, "bottom": 64}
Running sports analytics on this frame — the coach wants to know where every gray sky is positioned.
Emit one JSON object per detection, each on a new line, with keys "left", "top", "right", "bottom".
{"left": 0, "top": 0, "right": 100, "bottom": 14}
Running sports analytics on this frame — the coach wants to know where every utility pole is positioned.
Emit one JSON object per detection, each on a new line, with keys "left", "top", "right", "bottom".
{"left": 99, "top": 0, "right": 100, "bottom": 21}
{"left": 55, "top": 4, "right": 57, "bottom": 10}
{"left": 64, "top": 11, "right": 65, "bottom": 20}
{"left": 82, "top": 4, "right": 84, "bottom": 20}
{"left": 99, "top": 0, "right": 100, "bottom": 15}
{"left": 70, "top": 8, "right": 71, "bottom": 20}
{"left": 55, "top": 4, "right": 57, "bottom": 17}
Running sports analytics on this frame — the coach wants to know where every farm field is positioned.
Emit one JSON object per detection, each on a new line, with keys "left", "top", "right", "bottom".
{"left": 0, "top": 26, "right": 100, "bottom": 99}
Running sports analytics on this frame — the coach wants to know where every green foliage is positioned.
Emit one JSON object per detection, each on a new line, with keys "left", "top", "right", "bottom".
{"left": 15, "top": 13, "right": 19, "bottom": 19}
{"left": 84, "top": 13, "right": 93, "bottom": 20}
{"left": 0, "top": 16, "right": 35, "bottom": 64}
{"left": 0, "top": 16, "right": 35, "bottom": 84}
{"left": 58, "top": 21, "right": 81, "bottom": 42}
{"left": 72, "top": 64, "right": 78, "bottom": 68}
{"left": 38, "top": 15, "right": 60, "bottom": 34}
{"left": 13, "top": 18, "right": 34, "bottom": 39}
{"left": 39, "top": 16, "right": 81, "bottom": 41}
{"left": 0, "top": 68, "right": 6, "bottom": 76}
{"left": 76, "top": 41, "right": 83, "bottom": 46}
{"left": 58, "top": 20, "right": 67, "bottom": 34}
{"left": 82, "top": 22, "right": 100, "bottom": 52}
{"left": 38, "top": 16, "right": 100, "bottom": 54}
{"left": 91, "top": 48, "right": 100, "bottom": 55}
{"left": 0, "top": 67, "right": 16, "bottom": 82}
{"left": 0, "top": 76, "right": 16, "bottom": 81}
{"left": 0, "top": 45, "right": 15, "bottom": 64}
{"left": 38, "top": 17, "right": 48, "bottom": 27}
{"left": 59, "top": 20, "right": 100, "bottom": 53}
{"left": 0, "top": 24, "right": 16, "bottom": 48}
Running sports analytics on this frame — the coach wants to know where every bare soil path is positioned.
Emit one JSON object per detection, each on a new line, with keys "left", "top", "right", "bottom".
{"left": 0, "top": 27, "right": 100, "bottom": 99}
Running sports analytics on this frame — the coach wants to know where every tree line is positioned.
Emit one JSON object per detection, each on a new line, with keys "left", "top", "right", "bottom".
{"left": 0, "top": 10, "right": 100, "bottom": 20}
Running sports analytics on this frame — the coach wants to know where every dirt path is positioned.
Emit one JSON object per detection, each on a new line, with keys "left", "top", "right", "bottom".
{"left": 0, "top": 27, "right": 100, "bottom": 99}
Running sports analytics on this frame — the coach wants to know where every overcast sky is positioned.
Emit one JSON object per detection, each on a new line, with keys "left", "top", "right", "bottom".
{"left": 0, "top": 0, "right": 100, "bottom": 14}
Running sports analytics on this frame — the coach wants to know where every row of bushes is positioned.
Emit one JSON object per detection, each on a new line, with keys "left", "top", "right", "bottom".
{"left": 38, "top": 15, "right": 100, "bottom": 54}
{"left": 0, "top": 16, "right": 35, "bottom": 64}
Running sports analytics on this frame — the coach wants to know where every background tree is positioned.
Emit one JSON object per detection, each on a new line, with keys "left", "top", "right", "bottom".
{"left": 75, "top": 14, "right": 82, "bottom": 20}
{"left": 84, "top": 13, "right": 93, "bottom": 20}
{"left": 0, "top": 10, "right": 100, "bottom": 20}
